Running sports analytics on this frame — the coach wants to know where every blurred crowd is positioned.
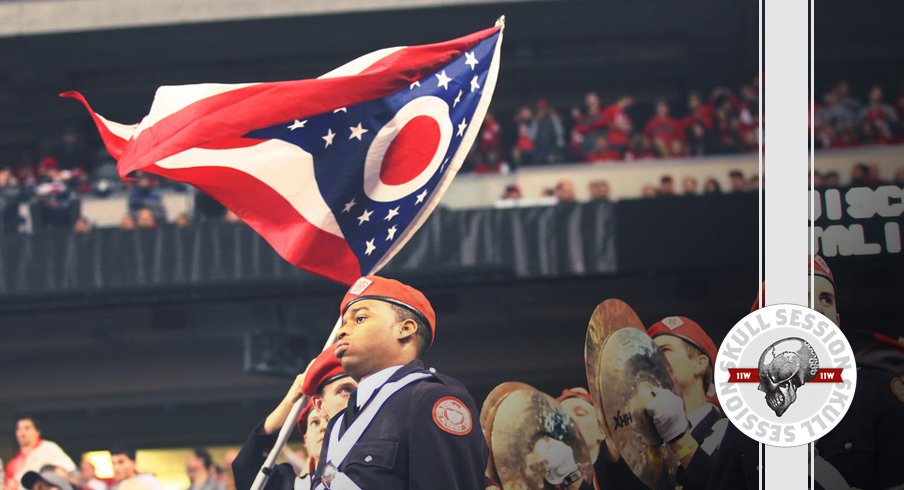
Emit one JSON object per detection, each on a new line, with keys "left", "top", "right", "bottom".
{"left": 2, "top": 417, "right": 242, "bottom": 490}
{"left": 465, "top": 77, "right": 904, "bottom": 174}
{"left": 0, "top": 78, "right": 902, "bottom": 234}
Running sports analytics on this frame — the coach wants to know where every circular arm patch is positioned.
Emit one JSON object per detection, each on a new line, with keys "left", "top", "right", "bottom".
{"left": 432, "top": 396, "right": 473, "bottom": 435}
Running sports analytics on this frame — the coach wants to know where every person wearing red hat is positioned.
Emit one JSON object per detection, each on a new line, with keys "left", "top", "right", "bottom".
{"left": 798, "top": 255, "right": 904, "bottom": 490}
{"left": 312, "top": 275, "right": 486, "bottom": 490}
{"left": 703, "top": 255, "right": 904, "bottom": 490}
{"left": 232, "top": 344, "right": 356, "bottom": 490}
{"left": 643, "top": 316, "right": 729, "bottom": 486}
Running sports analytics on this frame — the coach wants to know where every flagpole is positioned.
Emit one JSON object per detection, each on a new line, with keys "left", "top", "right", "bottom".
{"left": 250, "top": 317, "right": 344, "bottom": 490}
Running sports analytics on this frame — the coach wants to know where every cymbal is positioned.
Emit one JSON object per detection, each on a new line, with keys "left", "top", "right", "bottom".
{"left": 584, "top": 299, "right": 645, "bottom": 433}
{"left": 490, "top": 388, "right": 594, "bottom": 489}
{"left": 481, "top": 382, "right": 535, "bottom": 481}
{"left": 596, "top": 327, "right": 679, "bottom": 490}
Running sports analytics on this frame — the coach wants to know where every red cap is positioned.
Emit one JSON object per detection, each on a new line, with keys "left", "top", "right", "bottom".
{"left": 811, "top": 255, "right": 835, "bottom": 285}
{"left": 301, "top": 344, "right": 348, "bottom": 397}
{"left": 751, "top": 255, "right": 835, "bottom": 312}
{"left": 647, "top": 316, "right": 718, "bottom": 366}
{"left": 556, "top": 387, "right": 593, "bottom": 404}
{"left": 340, "top": 276, "right": 436, "bottom": 345}
{"left": 295, "top": 401, "right": 313, "bottom": 437}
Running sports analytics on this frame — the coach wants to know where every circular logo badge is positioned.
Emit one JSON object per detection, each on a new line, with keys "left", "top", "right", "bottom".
{"left": 714, "top": 304, "right": 857, "bottom": 447}
{"left": 432, "top": 396, "right": 473, "bottom": 436}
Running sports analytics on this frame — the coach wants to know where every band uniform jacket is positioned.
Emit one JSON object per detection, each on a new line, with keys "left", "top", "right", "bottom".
{"left": 816, "top": 365, "right": 904, "bottom": 490}
{"left": 232, "top": 421, "right": 312, "bottom": 490}
{"left": 312, "top": 360, "right": 487, "bottom": 489}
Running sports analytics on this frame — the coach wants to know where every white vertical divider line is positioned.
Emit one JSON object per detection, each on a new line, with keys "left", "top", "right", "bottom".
{"left": 758, "top": 0, "right": 765, "bottom": 485}
{"left": 809, "top": 0, "right": 816, "bottom": 487}
{"left": 764, "top": 0, "right": 810, "bottom": 488}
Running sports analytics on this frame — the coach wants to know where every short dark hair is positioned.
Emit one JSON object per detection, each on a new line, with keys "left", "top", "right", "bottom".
{"left": 390, "top": 304, "right": 431, "bottom": 358}
{"left": 192, "top": 448, "right": 213, "bottom": 469}
{"left": 109, "top": 446, "right": 136, "bottom": 461}
{"left": 16, "top": 416, "right": 41, "bottom": 432}
{"left": 679, "top": 340, "right": 714, "bottom": 391}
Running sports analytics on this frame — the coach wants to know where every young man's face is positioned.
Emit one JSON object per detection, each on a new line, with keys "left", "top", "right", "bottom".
{"left": 111, "top": 454, "right": 137, "bottom": 481}
{"left": 313, "top": 376, "right": 357, "bottom": 420}
{"left": 15, "top": 419, "right": 39, "bottom": 448}
{"left": 302, "top": 411, "right": 327, "bottom": 462}
{"left": 811, "top": 275, "right": 840, "bottom": 327}
{"left": 560, "top": 397, "right": 604, "bottom": 449}
{"left": 654, "top": 336, "right": 706, "bottom": 393}
{"left": 336, "top": 299, "right": 413, "bottom": 380}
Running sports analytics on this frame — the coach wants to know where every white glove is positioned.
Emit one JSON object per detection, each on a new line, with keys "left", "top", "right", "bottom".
{"left": 645, "top": 387, "right": 689, "bottom": 443}
{"left": 535, "top": 438, "right": 580, "bottom": 485}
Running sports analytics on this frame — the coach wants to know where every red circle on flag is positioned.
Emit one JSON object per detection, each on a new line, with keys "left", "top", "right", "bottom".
{"left": 380, "top": 116, "right": 440, "bottom": 185}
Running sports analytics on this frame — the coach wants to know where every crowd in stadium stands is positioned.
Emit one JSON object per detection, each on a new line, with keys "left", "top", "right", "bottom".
{"left": 467, "top": 78, "right": 904, "bottom": 173}
{"left": 3, "top": 416, "right": 238, "bottom": 490}
{"left": 0, "top": 79, "right": 902, "bottom": 233}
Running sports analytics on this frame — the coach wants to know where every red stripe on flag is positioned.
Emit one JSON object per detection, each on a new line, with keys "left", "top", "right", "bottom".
{"left": 60, "top": 91, "right": 130, "bottom": 159}
{"left": 145, "top": 163, "right": 361, "bottom": 285}
{"left": 112, "top": 26, "right": 500, "bottom": 177}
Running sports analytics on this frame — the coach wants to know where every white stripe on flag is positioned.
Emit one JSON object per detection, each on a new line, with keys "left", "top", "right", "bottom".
{"left": 318, "top": 47, "right": 405, "bottom": 79}
{"left": 136, "top": 82, "right": 259, "bottom": 137}
{"left": 155, "top": 139, "right": 344, "bottom": 237}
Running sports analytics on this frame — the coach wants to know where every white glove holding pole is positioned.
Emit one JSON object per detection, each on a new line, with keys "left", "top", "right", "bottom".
{"left": 645, "top": 386, "right": 690, "bottom": 443}
{"left": 535, "top": 438, "right": 580, "bottom": 485}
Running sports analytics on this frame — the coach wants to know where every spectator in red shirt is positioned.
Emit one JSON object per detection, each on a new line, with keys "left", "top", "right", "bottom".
{"left": 602, "top": 96, "right": 633, "bottom": 154}
{"left": 574, "top": 92, "right": 608, "bottom": 158}
{"left": 682, "top": 92, "right": 713, "bottom": 131}
{"left": 585, "top": 135, "right": 621, "bottom": 163}
{"left": 512, "top": 106, "right": 536, "bottom": 167}
{"left": 479, "top": 112, "right": 501, "bottom": 154}
{"left": 860, "top": 85, "right": 898, "bottom": 143}
{"left": 644, "top": 100, "right": 684, "bottom": 157}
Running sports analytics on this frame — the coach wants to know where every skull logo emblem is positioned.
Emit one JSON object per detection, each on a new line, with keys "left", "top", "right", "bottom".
{"left": 757, "top": 338, "right": 819, "bottom": 417}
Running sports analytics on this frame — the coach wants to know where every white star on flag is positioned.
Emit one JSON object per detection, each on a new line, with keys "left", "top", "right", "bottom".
{"left": 457, "top": 119, "right": 468, "bottom": 137}
{"left": 453, "top": 90, "right": 463, "bottom": 108}
{"left": 349, "top": 123, "right": 369, "bottom": 140}
{"left": 287, "top": 119, "right": 307, "bottom": 130}
{"left": 410, "top": 80, "right": 421, "bottom": 90}
{"left": 364, "top": 238, "right": 376, "bottom": 256}
{"left": 386, "top": 225, "right": 398, "bottom": 241}
{"left": 334, "top": 107, "right": 348, "bottom": 113}
{"left": 470, "top": 75, "right": 480, "bottom": 93}
{"left": 384, "top": 206, "right": 400, "bottom": 221}
{"left": 342, "top": 198, "right": 356, "bottom": 213}
{"left": 415, "top": 189, "right": 428, "bottom": 205}
{"left": 464, "top": 51, "right": 479, "bottom": 70}
{"left": 356, "top": 209, "right": 373, "bottom": 225}
{"left": 435, "top": 70, "right": 452, "bottom": 90}
{"left": 322, "top": 128, "right": 336, "bottom": 148}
